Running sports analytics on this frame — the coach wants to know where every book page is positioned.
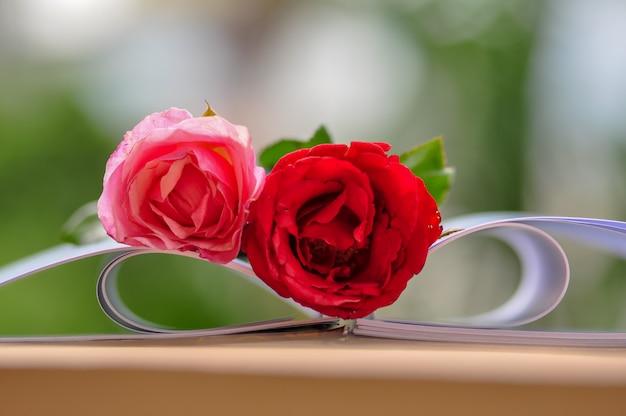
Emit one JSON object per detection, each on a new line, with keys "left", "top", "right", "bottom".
{"left": 1, "top": 213, "right": 626, "bottom": 345}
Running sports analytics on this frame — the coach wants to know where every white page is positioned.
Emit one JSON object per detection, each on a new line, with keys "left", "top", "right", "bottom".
{"left": 1, "top": 212, "right": 626, "bottom": 344}
{"left": 353, "top": 319, "right": 626, "bottom": 347}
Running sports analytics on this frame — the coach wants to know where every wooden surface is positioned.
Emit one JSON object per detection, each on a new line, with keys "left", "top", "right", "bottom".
{"left": 1, "top": 331, "right": 626, "bottom": 415}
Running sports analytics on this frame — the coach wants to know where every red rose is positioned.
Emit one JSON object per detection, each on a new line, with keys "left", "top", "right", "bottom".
{"left": 242, "top": 142, "right": 442, "bottom": 318}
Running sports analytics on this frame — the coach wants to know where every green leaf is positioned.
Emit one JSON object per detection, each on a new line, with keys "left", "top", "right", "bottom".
{"left": 399, "top": 136, "right": 454, "bottom": 205}
{"left": 259, "top": 125, "right": 332, "bottom": 171}
{"left": 61, "top": 201, "right": 107, "bottom": 244}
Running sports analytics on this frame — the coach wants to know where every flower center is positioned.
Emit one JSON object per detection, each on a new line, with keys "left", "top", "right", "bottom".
{"left": 300, "top": 238, "right": 362, "bottom": 280}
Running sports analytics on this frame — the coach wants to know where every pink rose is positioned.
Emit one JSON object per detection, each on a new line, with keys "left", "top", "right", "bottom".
{"left": 242, "top": 142, "right": 442, "bottom": 319}
{"left": 97, "top": 107, "right": 265, "bottom": 263}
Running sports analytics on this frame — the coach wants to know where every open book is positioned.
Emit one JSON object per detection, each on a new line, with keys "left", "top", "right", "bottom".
{"left": 1, "top": 212, "right": 626, "bottom": 347}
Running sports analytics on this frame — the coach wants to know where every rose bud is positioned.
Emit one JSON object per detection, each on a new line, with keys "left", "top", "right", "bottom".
{"left": 242, "top": 141, "right": 442, "bottom": 319}
{"left": 98, "top": 107, "right": 264, "bottom": 263}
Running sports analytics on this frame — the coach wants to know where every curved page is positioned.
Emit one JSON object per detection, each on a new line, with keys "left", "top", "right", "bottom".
{"left": 0, "top": 213, "right": 625, "bottom": 343}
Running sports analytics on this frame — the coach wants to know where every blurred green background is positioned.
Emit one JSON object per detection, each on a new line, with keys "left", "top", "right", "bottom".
{"left": 1, "top": 0, "right": 625, "bottom": 335}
